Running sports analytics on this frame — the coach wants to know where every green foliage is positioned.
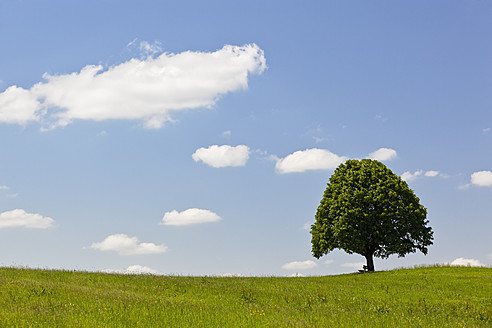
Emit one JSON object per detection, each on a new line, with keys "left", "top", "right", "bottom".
{"left": 311, "top": 159, "right": 433, "bottom": 270}
{"left": 0, "top": 266, "right": 491, "bottom": 327}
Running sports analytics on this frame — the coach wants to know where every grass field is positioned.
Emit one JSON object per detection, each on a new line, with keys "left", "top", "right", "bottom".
{"left": 0, "top": 265, "right": 490, "bottom": 327}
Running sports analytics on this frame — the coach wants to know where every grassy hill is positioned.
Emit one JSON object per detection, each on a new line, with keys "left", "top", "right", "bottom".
{"left": 0, "top": 265, "right": 490, "bottom": 327}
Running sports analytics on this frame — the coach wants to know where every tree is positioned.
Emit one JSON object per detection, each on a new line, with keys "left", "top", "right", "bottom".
{"left": 310, "top": 159, "right": 433, "bottom": 272}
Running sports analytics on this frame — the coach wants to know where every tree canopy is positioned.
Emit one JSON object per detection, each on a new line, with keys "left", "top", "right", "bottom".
{"left": 311, "top": 159, "right": 433, "bottom": 272}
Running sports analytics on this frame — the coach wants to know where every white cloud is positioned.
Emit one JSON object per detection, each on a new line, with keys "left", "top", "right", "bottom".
{"left": 401, "top": 170, "right": 424, "bottom": 181}
{"left": 102, "top": 265, "right": 159, "bottom": 275}
{"left": 483, "top": 127, "right": 490, "bottom": 133}
{"left": 401, "top": 170, "right": 441, "bottom": 182}
{"left": 312, "top": 136, "right": 326, "bottom": 143}
{"left": 222, "top": 130, "right": 231, "bottom": 137}
{"left": 126, "top": 39, "right": 163, "bottom": 59}
{"left": 139, "top": 41, "right": 163, "bottom": 58}
{"left": 275, "top": 148, "right": 347, "bottom": 174}
{"left": 341, "top": 261, "right": 366, "bottom": 269}
{"left": 0, "top": 185, "right": 9, "bottom": 190}
{"left": 375, "top": 114, "right": 388, "bottom": 122}
{"left": 89, "top": 234, "right": 167, "bottom": 255}
{"left": 449, "top": 258, "right": 485, "bottom": 267}
{"left": 282, "top": 260, "right": 317, "bottom": 270}
{"left": 0, "top": 86, "right": 42, "bottom": 124}
{"left": 192, "top": 145, "right": 250, "bottom": 168}
{"left": 324, "top": 259, "right": 334, "bottom": 265}
{"left": 125, "top": 265, "right": 159, "bottom": 274}
{"left": 0, "top": 44, "right": 266, "bottom": 129}
{"left": 0, "top": 209, "right": 55, "bottom": 229}
{"left": 368, "top": 148, "right": 397, "bottom": 161}
{"left": 471, "top": 171, "right": 492, "bottom": 187}
{"left": 160, "top": 208, "right": 221, "bottom": 226}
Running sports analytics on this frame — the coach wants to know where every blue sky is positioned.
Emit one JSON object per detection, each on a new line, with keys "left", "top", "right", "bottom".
{"left": 0, "top": 0, "right": 491, "bottom": 275}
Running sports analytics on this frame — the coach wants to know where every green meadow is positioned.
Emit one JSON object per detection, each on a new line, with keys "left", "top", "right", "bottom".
{"left": 0, "top": 265, "right": 490, "bottom": 327}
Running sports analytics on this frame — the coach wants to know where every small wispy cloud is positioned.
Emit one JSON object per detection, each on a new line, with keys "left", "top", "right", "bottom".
{"left": 458, "top": 183, "right": 471, "bottom": 190}
{"left": 401, "top": 170, "right": 442, "bottom": 182}
{"left": 160, "top": 208, "right": 221, "bottom": 226}
{"left": 282, "top": 260, "right": 317, "bottom": 270}
{"left": 324, "top": 259, "right": 334, "bottom": 265}
{"left": 483, "top": 127, "right": 490, "bottom": 133}
{"left": 140, "top": 41, "right": 163, "bottom": 58}
{"left": 374, "top": 114, "right": 388, "bottom": 122}
{"left": 0, "top": 185, "right": 9, "bottom": 190}
{"left": 126, "top": 39, "right": 163, "bottom": 59}
{"left": 302, "top": 222, "right": 312, "bottom": 230}
{"left": 88, "top": 234, "right": 167, "bottom": 255}
{"left": 304, "top": 124, "right": 327, "bottom": 144}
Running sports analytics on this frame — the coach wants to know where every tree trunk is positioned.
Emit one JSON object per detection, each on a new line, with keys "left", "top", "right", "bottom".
{"left": 365, "top": 253, "right": 375, "bottom": 272}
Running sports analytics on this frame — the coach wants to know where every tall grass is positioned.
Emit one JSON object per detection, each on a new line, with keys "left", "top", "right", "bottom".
{"left": 0, "top": 265, "right": 490, "bottom": 327}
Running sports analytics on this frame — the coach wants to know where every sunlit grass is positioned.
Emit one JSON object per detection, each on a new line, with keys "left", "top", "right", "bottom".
{"left": 0, "top": 265, "right": 490, "bottom": 327}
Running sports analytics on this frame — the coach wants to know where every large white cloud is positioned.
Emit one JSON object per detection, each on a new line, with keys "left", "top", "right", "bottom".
{"left": 471, "top": 171, "right": 492, "bottom": 187}
{"left": 0, "top": 86, "right": 42, "bottom": 124}
{"left": 281, "top": 260, "right": 317, "bottom": 270}
{"left": 275, "top": 148, "right": 347, "bottom": 174}
{"left": 160, "top": 208, "right": 221, "bottom": 226}
{"left": 0, "top": 44, "right": 266, "bottom": 129}
{"left": 192, "top": 145, "right": 250, "bottom": 168}
{"left": 88, "top": 234, "right": 167, "bottom": 255}
{"left": 0, "top": 209, "right": 55, "bottom": 229}
{"left": 449, "top": 257, "right": 485, "bottom": 267}
{"left": 368, "top": 148, "right": 397, "bottom": 161}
